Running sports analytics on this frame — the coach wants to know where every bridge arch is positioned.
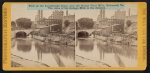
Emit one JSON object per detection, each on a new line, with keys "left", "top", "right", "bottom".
{"left": 15, "top": 31, "right": 27, "bottom": 38}
{"left": 77, "top": 31, "right": 89, "bottom": 38}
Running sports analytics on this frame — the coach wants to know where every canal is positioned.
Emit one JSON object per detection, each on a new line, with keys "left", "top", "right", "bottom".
{"left": 11, "top": 37, "right": 137, "bottom": 67}
{"left": 76, "top": 38, "right": 137, "bottom": 67}
{"left": 11, "top": 37, "right": 75, "bottom": 67}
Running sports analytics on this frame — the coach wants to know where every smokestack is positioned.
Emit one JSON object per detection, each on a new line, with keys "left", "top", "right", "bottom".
{"left": 128, "top": 8, "right": 130, "bottom": 16}
{"left": 103, "top": 7, "right": 105, "bottom": 18}
{"left": 40, "top": 10, "right": 43, "bottom": 19}
{"left": 66, "top": 10, "right": 68, "bottom": 16}
{"left": 100, "top": 10, "right": 102, "bottom": 18}
{"left": 37, "top": 10, "right": 43, "bottom": 21}
{"left": 38, "top": 10, "right": 40, "bottom": 21}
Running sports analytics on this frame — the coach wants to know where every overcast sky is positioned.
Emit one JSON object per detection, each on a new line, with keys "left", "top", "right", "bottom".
{"left": 11, "top": 3, "right": 137, "bottom": 21}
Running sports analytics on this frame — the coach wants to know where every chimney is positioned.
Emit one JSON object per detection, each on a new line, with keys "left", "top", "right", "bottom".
{"left": 66, "top": 10, "right": 68, "bottom": 16}
{"left": 102, "top": 7, "right": 105, "bottom": 19}
{"left": 40, "top": 10, "right": 43, "bottom": 19}
{"left": 38, "top": 10, "right": 43, "bottom": 21}
{"left": 128, "top": 8, "right": 130, "bottom": 16}
{"left": 38, "top": 10, "right": 40, "bottom": 20}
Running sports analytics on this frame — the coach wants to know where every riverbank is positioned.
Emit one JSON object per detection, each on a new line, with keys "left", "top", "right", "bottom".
{"left": 76, "top": 55, "right": 111, "bottom": 67}
{"left": 32, "top": 33, "right": 75, "bottom": 46}
{"left": 11, "top": 54, "right": 49, "bottom": 67}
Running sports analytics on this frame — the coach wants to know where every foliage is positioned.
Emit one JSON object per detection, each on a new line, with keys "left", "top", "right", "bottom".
{"left": 11, "top": 21, "right": 16, "bottom": 27}
{"left": 64, "top": 20, "right": 70, "bottom": 27}
{"left": 126, "top": 20, "right": 132, "bottom": 27}
{"left": 16, "top": 18, "right": 32, "bottom": 29}
{"left": 77, "top": 18, "right": 94, "bottom": 29}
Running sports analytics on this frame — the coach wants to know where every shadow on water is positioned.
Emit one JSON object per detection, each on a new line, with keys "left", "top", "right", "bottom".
{"left": 16, "top": 39, "right": 32, "bottom": 52}
{"left": 11, "top": 39, "right": 16, "bottom": 48}
{"left": 34, "top": 40, "right": 75, "bottom": 60}
{"left": 52, "top": 54, "right": 65, "bottom": 67}
{"left": 114, "top": 54, "right": 125, "bottom": 67}
{"left": 13, "top": 38, "right": 75, "bottom": 67}
{"left": 77, "top": 38, "right": 137, "bottom": 67}
{"left": 96, "top": 40, "right": 137, "bottom": 59}
{"left": 78, "top": 39, "right": 94, "bottom": 52}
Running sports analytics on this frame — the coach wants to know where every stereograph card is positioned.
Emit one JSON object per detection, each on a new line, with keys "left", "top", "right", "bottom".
{"left": 2, "top": 2, "right": 147, "bottom": 70}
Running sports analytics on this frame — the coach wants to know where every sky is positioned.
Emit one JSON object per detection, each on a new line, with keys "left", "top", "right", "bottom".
{"left": 11, "top": 3, "right": 137, "bottom": 21}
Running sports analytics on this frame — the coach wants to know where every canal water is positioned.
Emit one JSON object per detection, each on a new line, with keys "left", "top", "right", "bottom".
{"left": 11, "top": 37, "right": 137, "bottom": 67}
{"left": 76, "top": 38, "right": 137, "bottom": 67}
{"left": 11, "top": 38, "right": 75, "bottom": 67}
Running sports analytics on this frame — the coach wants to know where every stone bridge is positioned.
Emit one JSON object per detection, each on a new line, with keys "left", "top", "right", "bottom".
{"left": 12, "top": 29, "right": 33, "bottom": 38}
{"left": 77, "top": 29, "right": 96, "bottom": 34}
{"left": 76, "top": 29, "right": 96, "bottom": 37}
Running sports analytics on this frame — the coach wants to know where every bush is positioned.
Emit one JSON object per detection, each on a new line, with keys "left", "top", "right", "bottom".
{"left": 77, "top": 18, "right": 94, "bottom": 29}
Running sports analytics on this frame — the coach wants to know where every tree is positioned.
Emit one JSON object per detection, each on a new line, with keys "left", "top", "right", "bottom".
{"left": 64, "top": 20, "right": 70, "bottom": 27}
{"left": 16, "top": 18, "right": 32, "bottom": 29}
{"left": 11, "top": 21, "right": 16, "bottom": 29}
{"left": 11, "top": 21, "right": 16, "bottom": 28}
{"left": 126, "top": 20, "right": 132, "bottom": 27}
{"left": 77, "top": 18, "right": 94, "bottom": 29}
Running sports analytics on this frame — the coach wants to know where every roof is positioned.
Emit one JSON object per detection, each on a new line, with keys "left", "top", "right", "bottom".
{"left": 36, "top": 25, "right": 49, "bottom": 28}
{"left": 49, "top": 24, "right": 59, "bottom": 26}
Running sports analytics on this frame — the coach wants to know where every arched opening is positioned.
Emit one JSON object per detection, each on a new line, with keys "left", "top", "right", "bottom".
{"left": 15, "top": 31, "right": 27, "bottom": 38}
{"left": 77, "top": 31, "right": 89, "bottom": 38}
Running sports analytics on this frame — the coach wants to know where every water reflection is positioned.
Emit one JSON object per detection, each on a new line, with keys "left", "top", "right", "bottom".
{"left": 17, "top": 39, "right": 32, "bottom": 52}
{"left": 76, "top": 38, "right": 137, "bottom": 67}
{"left": 78, "top": 39, "right": 94, "bottom": 52}
{"left": 12, "top": 38, "right": 75, "bottom": 67}
{"left": 35, "top": 40, "right": 75, "bottom": 60}
{"left": 96, "top": 40, "right": 137, "bottom": 59}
